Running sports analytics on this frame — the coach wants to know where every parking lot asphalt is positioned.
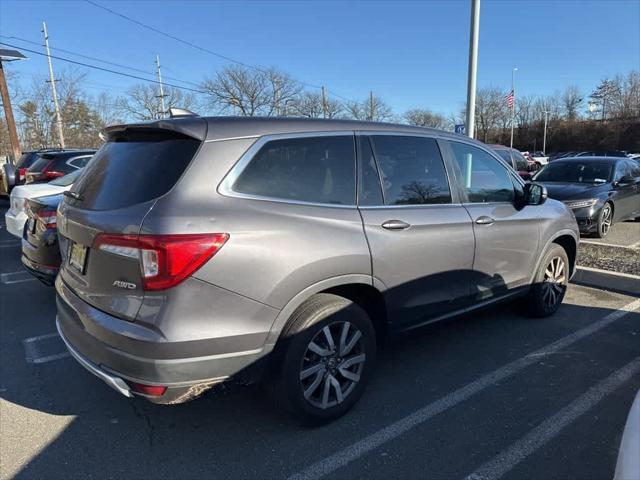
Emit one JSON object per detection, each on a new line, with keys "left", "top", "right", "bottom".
{"left": 1, "top": 198, "right": 639, "bottom": 480}
{"left": 580, "top": 221, "right": 640, "bottom": 248}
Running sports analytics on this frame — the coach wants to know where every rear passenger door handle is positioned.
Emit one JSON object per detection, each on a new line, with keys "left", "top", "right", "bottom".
{"left": 475, "top": 216, "right": 495, "bottom": 225}
{"left": 382, "top": 220, "right": 411, "bottom": 231}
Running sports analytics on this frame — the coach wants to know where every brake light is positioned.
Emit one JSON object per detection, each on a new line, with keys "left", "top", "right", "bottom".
{"left": 18, "top": 168, "right": 27, "bottom": 181}
{"left": 37, "top": 210, "right": 57, "bottom": 229}
{"left": 44, "top": 171, "right": 65, "bottom": 180}
{"left": 94, "top": 233, "right": 229, "bottom": 291}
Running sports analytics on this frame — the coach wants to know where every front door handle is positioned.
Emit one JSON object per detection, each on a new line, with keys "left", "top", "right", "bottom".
{"left": 382, "top": 220, "right": 411, "bottom": 230}
{"left": 475, "top": 216, "right": 495, "bottom": 225}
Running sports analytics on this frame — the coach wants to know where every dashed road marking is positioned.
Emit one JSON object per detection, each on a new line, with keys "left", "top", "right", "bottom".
{"left": 289, "top": 298, "right": 640, "bottom": 480}
{"left": 463, "top": 356, "right": 640, "bottom": 480}
{"left": 1, "top": 271, "right": 35, "bottom": 284}
{"left": 23, "top": 332, "right": 70, "bottom": 364}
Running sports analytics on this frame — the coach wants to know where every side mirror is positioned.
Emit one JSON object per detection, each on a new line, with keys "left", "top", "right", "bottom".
{"left": 524, "top": 182, "right": 547, "bottom": 206}
{"left": 616, "top": 175, "right": 635, "bottom": 186}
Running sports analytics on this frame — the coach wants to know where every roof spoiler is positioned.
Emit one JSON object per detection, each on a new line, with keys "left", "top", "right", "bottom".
{"left": 102, "top": 112, "right": 207, "bottom": 141}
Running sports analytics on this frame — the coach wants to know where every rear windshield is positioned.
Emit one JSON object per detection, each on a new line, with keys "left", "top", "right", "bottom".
{"left": 534, "top": 162, "right": 613, "bottom": 184}
{"left": 16, "top": 152, "right": 41, "bottom": 169}
{"left": 68, "top": 131, "right": 199, "bottom": 210}
{"left": 27, "top": 157, "right": 52, "bottom": 172}
{"left": 49, "top": 168, "right": 84, "bottom": 186}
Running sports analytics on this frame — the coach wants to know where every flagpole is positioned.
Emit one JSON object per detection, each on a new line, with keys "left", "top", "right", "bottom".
{"left": 510, "top": 67, "right": 517, "bottom": 149}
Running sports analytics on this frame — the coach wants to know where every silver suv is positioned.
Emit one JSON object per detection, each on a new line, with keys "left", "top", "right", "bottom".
{"left": 56, "top": 115, "right": 579, "bottom": 423}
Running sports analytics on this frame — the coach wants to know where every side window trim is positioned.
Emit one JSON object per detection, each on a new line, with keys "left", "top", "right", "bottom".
{"left": 355, "top": 135, "right": 386, "bottom": 207}
{"left": 218, "top": 131, "right": 358, "bottom": 208}
{"left": 67, "top": 155, "right": 91, "bottom": 169}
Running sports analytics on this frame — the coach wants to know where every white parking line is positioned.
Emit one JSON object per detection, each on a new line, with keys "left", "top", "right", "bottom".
{"left": 23, "top": 332, "right": 71, "bottom": 364}
{"left": 0, "top": 239, "right": 20, "bottom": 247}
{"left": 1, "top": 271, "right": 35, "bottom": 285}
{"left": 464, "top": 356, "right": 640, "bottom": 480}
{"left": 289, "top": 298, "right": 640, "bottom": 480}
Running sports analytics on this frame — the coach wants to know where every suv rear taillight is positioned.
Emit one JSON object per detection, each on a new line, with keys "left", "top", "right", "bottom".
{"left": 18, "top": 168, "right": 27, "bottom": 181}
{"left": 43, "top": 171, "right": 65, "bottom": 180}
{"left": 93, "top": 233, "right": 229, "bottom": 291}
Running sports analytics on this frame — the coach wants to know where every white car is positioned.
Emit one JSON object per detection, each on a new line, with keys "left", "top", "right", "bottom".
{"left": 4, "top": 169, "right": 83, "bottom": 237}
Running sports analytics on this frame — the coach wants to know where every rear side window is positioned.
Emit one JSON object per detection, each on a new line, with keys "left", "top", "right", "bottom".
{"left": 232, "top": 136, "right": 356, "bottom": 205}
{"left": 449, "top": 142, "right": 515, "bottom": 203}
{"left": 69, "top": 132, "right": 199, "bottom": 210}
{"left": 370, "top": 135, "right": 451, "bottom": 205}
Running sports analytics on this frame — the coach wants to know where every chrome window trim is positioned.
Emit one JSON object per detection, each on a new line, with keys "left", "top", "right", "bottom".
{"left": 218, "top": 131, "right": 358, "bottom": 208}
{"left": 66, "top": 155, "right": 92, "bottom": 169}
{"left": 205, "top": 134, "right": 260, "bottom": 143}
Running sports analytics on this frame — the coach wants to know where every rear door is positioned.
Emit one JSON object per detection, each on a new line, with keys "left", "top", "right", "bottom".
{"left": 357, "top": 134, "right": 474, "bottom": 328}
{"left": 57, "top": 129, "right": 201, "bottom": 321}
{"left": 612, "top": 160, "right": 640, "bottom": 220}
{"left": 442, "top": 140, "right": 540, "bottom": 299}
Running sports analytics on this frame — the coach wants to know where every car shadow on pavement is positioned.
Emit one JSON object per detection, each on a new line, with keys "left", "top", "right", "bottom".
{"left": 4, "top": 284, "right": 638, "bottom": 480}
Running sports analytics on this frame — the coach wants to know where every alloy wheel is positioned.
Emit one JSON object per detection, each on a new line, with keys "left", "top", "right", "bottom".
{"left": 542, "top": 256, "right": 566, "bottom": 308}
{"left": 600, "top": 205, "right": 612, "bottom": 237}
{"left": 299, "top": 321, "right": 366, "bottom": 409}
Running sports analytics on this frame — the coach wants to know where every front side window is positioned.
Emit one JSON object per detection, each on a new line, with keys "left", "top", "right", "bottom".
{"left": 449, "top": 142, "right": 515, "bottom": 203}
{"left": 233, "top": 136, "right": 356, "bottom": 205}
{"left": 369, "top": 135, "right": 451, "bottom": 205}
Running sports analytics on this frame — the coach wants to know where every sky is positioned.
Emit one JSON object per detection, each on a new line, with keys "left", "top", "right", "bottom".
{"left": 0, "top": 0, "right": 639, "bottom": 118}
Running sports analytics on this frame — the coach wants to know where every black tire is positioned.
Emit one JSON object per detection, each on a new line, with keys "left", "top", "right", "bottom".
{"left": 271, "top": 293, "right": 376, "bottom": 425}
{"left": 594, "top": 202, "right": 613, "bottom": 238}
{"left": 525, "top": 244, "right": 569, "bottom": 317}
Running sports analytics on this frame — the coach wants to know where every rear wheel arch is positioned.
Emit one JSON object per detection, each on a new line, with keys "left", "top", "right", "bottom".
{"left": 266, "top": 276, "right": 387, "bottom": 351}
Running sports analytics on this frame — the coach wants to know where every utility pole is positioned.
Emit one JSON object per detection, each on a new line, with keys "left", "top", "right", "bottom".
{"left": 155, "top": 55, "right": 167, "bottom": 119}
{"left": 42, "top": 21, "right": 65, "bottom": 148}
{"left": 465, "top": 0, "right": 480, "bottom": 139}
{"left": 0, "top": 58, "right": 22, "bottom": 162}
{"left": 321, "top": 86, "right": 327, "bottom": 119}
{"left": 542, "top": 110, "right": 549, "bottom": 154}
{"left": 369, "top": 91, "right": 374, "bottom": 121}
{"left": 509, "top": 67, "right": 518, "bottom": 149}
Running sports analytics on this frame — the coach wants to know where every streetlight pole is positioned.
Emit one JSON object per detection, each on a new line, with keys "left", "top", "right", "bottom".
{"left": 42, "top": 21, "right": 65, "bottom": 148}
{"left": 465, "top": 0, "right": 480, "bottom": 139}
{"left": 155, "top": 55, "right": 167, "bottom": 119}
{"left": 509, "top": 67, "right": 517, "bottom": 149}
{"left": 542, "top": 110, "right": 549, "bottom": 155}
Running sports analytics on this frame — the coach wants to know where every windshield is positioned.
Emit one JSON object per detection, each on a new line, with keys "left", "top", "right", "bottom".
{"left": 534, "top": 161, "right": 613, "bottom": 183}
{"left": 49, "top": 168, "right": 84, "bottom": 186}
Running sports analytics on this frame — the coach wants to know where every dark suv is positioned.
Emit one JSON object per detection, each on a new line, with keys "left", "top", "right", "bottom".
{"left": 56, "top": 115, "right": 579, "bottom": 423}
{"left": 25, "top": 150, "right": 95, "bottom": 184}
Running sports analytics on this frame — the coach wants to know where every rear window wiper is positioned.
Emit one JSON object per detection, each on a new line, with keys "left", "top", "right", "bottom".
{"left": 64, "top": 191, "right": 83, "bottom": 201}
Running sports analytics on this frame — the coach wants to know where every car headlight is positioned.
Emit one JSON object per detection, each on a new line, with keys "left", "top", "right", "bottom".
{"left": 563, "top": 199, "right": 598, "bottom": 209}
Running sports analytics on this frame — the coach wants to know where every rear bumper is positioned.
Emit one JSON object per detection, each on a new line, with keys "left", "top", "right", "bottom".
{"left": 5, "top": 210, "right": 26, "bottom": 238}
{"left": 55, "top": 276, "right": 274, "bottom": 404}
{"left": 21, "top": 254, "right": 58, "bottom": 286}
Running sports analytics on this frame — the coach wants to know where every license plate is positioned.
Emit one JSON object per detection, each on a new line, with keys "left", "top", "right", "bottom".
{"left": 69, "top": 242, "right": 88, "bottom": 274}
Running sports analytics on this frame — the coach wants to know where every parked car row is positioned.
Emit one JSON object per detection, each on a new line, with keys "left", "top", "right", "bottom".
{"left": 2, "top": 113, "right": 587, "bottom": 424}
{"left": 1, "top": 148, "right": 95, "bottom": 196}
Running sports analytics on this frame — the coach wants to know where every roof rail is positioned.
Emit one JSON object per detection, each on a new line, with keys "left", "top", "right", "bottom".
{"left": 169, "top": 108, "right": 199, "bottom": 118}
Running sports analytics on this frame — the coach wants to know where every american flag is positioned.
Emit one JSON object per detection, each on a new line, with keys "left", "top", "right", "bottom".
{"left": 506, "top": 89, "right": 515, "bottom": 108}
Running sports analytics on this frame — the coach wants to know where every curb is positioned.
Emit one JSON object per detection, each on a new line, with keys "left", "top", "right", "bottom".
{"left": 572, "top": 266, "right": 640, "bottom": 296}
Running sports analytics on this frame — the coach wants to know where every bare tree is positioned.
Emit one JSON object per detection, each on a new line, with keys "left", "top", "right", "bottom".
{"left": 561, "top": 85, "right": 583, "bottom": 120}
{"left": 346, "top": 93, "right": 393, "bottom": 122}
{"left": 117, "top": 83, "right": 195, "bottom": 121}
{"left": 590, "top": 78, "right": 620, "bottom": 120}
{"left": 403, "top": 108, "right": 446, "bottom": 129}
{"left": 606, "top": 71, "right": 640, "bottom": 119}
{"left": 474, "top": 87, "right": 507, "bottom": 142}
{"left": 202, "top": 65, "right": 301, "bottom": 116}
{"left": 289, "top": 91, "right": 343, "bottom": 118}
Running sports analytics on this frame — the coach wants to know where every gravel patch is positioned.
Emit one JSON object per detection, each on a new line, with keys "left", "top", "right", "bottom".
{"left": 578, "top": 242, "right": 640, "bottom": 276}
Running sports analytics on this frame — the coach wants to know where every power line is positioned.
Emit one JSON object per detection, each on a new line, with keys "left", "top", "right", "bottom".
{"left": 0, "top": 41, "right": 207, "bottom": 94}
{"left": 83, "top": 0, "right": 354, "bottom": 102}
{"left": 0, "top": 34, "right": 203, "bottom": 88}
